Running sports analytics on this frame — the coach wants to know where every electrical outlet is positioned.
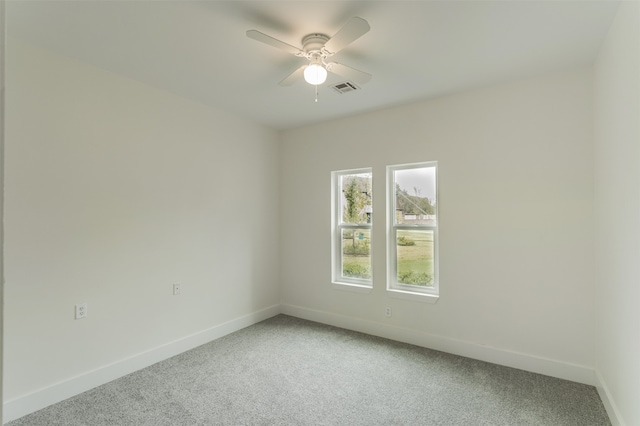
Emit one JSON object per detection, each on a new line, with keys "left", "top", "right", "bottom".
{"left": 75, "top": 303, "right": 87, "bottom": 319}
{"left": 385, "top": 307, "right": 392, "bottom": 318}
{"left": 173, "top": 283, "right": 181, "bottom": 296}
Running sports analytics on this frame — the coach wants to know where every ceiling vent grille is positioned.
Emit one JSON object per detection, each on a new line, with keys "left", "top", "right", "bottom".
{"left": 330, "top": 81, "right": 360, "bottom": 94}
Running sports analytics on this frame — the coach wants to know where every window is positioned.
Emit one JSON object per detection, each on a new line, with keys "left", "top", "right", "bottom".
{"left": 332, "top": 169, "right": 373, "bottom": 288}
{"left": 387, "top": 162, "right": 438, "bottom": 299}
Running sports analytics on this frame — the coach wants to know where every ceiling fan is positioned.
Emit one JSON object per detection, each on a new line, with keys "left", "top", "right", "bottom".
{"left": 247, "top": 17, "right": 372, "bottom": 87}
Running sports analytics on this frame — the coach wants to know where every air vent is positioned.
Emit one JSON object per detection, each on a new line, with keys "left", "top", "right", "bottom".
{"left": 330, "top": 81, "right": 360, "bottom": 94}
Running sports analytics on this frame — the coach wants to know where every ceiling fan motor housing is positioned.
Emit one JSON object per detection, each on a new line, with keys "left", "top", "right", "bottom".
{"left": 302, "top": 34, "right": 330, "bottom": 55}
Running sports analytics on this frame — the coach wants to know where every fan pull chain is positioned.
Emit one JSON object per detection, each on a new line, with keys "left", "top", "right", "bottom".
{"left": 315, "top": 85, "right": 319, "bottom": 103}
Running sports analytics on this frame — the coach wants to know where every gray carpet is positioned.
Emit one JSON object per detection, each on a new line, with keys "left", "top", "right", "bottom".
{"left": 8, "top": 315, "right": 610, "bottom": 426}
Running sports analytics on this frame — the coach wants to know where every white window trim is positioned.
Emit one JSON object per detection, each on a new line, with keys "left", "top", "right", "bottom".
{"left": 386, "top": 161, "right": 439, "bottom": 302}
{"left": 331, "top": 168, "right": 373, "bottom": 292}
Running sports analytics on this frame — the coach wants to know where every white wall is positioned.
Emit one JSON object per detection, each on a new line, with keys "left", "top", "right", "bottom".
{"left": 280, "top": 68, "right": 595, "bottom": 383}
{"left": 593, "top": 2, "right": 640, "bottom": 425}
{"left": 3, "top": 41, "right": 280, "bottom": 418}
{"left": 0, "top": 1, "right": 6, "bottom": 423}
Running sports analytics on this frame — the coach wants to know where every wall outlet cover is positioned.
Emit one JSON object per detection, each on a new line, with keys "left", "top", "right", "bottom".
{"left": 75, "top": 303, "right": 87, "bottom": 319}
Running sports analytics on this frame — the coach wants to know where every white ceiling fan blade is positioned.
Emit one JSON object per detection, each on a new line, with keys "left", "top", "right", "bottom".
{"left": 326, "top": 62, "right": 372, "bottom": 84}
{"left": 279, "top": 65, "right": 307, "bottom": 86}
{"left": 323, "top": 17, "right": 370, "bottom": 55}
{"left": 246, "top": 30, "right": 304, "bottom": 56}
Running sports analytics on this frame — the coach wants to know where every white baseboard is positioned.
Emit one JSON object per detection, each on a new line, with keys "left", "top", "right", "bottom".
{"left": 3, "top": 304, "right": 281, "bottom": 423}
{"left": 595, "top": 369, "right": 625, "bottom": 426}
{"left": 281, "top": 303, "right": 596, "bottom": 386}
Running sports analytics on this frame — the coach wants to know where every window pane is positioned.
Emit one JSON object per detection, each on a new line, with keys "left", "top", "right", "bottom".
{"left": 341, "top": 173, "right": 372, "bottom": 224}
{"left": 394, "top": 167, "right": 436, "bottom": 225}
{"left": 341, "top": 228, "right": 371, "bottom": 280}
{"left": 396, "top": 230, "right": 434, "bottom": 287}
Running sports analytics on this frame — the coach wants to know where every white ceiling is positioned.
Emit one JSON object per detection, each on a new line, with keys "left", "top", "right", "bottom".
{"left": 7, "top": 0, "right": 621, "bottom": 130}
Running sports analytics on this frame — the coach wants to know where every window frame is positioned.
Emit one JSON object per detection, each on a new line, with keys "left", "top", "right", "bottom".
{"left": 386, "top": 161, "right": 439, "bottom": 302}
{"left": 331, "top": 168, "right": 373, "bottom": 292}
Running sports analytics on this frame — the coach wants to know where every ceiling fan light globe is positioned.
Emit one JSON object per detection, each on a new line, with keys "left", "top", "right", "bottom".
{"left": 304, "top": 64, "right": 327, "bottom": 85}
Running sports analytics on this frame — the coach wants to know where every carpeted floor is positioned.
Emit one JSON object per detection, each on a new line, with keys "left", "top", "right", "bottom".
{"left": 8, "top": 314, "right": 610, "bottom": 425}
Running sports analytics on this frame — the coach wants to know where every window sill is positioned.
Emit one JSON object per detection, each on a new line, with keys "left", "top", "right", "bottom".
{"left": 387, "top": 288, "right": 439, "bottom": 303}
{"left": 332, "top": 282, "right": 373, "bottom": 294}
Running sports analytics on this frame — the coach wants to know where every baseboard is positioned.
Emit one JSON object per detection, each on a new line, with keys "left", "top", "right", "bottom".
{"left": 281, "top": 303, "right": 595, "bottom": 386}
{"left": 3, "top": 304, "right": 281, "bottom": 423}
{"left": 595, "top": 369, "right": 625, "bottom": 426}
